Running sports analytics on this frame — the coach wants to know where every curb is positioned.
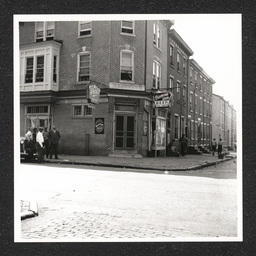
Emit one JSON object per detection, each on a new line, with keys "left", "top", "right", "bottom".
{"left": 21, "top": 201, "right": 38, "bottom": 221}
{"left": 44, "top": 155, "right": 236, "bottom": 173}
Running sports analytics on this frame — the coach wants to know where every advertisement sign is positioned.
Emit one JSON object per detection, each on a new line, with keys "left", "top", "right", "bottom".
{"left": 153, "top": 91, "right": 173, "bottom": 108}
{"left": 95, "top": 118, "right": 104, "bottom": 134}
{"left": 89, "top": 84, "right": 100, "bottom": 104}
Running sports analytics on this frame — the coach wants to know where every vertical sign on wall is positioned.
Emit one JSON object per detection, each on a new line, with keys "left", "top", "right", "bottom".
{"left": 95, "top": 118, "right": 104, "bottom": 134}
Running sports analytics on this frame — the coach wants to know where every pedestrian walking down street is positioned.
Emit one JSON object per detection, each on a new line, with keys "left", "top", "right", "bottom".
{"left": 218, "top": 138, "right": 223, "bottom": 155}
{"left": 48, "top": 125, "right": 61, "bottom": 159}
{"left": 36, "top": 127, "right": 44, "bottom": 163}
{"left": 212, "top": 138, "right": 217, "bottom": 156}
{"left": 179, "top": 134, "right": 189, "bottom": 157}
{"left": 43, "top": 127, "right": 50, "bottom": 158}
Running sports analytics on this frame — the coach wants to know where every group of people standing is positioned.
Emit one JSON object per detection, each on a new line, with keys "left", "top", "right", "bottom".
{"left": 176, "top": 134, "right": 224, "bottom": 157}
{"left": 25, "top": 125, "right": 61, "bottom": 163}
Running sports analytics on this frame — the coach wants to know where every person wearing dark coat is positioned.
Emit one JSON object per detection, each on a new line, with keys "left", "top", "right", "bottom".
{"left": 179, "top": 134, "right": 189, "bottom": 157}
{"left": 48, "top": 125, "right": 61, "bottom": 159}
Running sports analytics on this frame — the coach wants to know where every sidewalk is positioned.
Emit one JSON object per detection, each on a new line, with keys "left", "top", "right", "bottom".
{"left": 44, "top": 152, "right": 237, "bottom": 172}
{"left": 21, "top": 152, "right": 237, "bottom": 220}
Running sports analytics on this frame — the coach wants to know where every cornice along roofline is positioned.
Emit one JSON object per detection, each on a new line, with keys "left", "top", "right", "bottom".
{"left": 190, "top": 59, "right": 215, "bottom": 84}
{"left": 169, "top": 29, "right": 194, "bottom": 56}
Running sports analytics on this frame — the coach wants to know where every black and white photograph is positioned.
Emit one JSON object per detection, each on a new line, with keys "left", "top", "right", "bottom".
{"left": 14, "top": 14, "right": 242, "bottom": 242}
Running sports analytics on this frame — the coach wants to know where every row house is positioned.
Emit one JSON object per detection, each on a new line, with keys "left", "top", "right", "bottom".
{"left": 188, "top": 59, "right": 215, "bottom": 150}
{"left": 167, "top": 29, "right": 215, "bottom": 152}
{"left": 212, "top": 94, "right": 237, "bottom": 149}
{"left": 19, "top": 20, "right": 173, "bottom": 157}
{"left": 168, "top": 29, "right": 194, "bottom": 144}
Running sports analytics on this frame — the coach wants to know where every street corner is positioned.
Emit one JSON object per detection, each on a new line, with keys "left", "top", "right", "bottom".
{"left": 21, "top": 200, "right": 38, "bottom": 220}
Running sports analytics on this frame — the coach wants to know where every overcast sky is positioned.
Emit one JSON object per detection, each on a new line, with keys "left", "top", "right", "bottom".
{"left": 169, "top": 14, "right": 242, "bottom": 111}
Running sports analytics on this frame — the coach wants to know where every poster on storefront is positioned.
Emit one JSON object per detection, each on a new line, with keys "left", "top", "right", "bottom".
{"left": 95, "top": 118, "right": 104, "bottom": 134}
{"left": 155, "top": 118, "right": 166, "bottom": 148}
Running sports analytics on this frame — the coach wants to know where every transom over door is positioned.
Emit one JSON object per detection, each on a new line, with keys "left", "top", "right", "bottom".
{"left": 115, "top": 115, "right": 135, "bottom": 150}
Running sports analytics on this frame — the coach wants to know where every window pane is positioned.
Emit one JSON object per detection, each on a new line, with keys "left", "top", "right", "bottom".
{"left": 122, "top": 20, "right": 133, "bottom": 28}
{"left": 36, "top": 22, "right": 44, "bottom": 31}
{"left": 121, "top": 52, "right": 132, "bottom": 67}
{"left": 36, "top": 56, "right": 44, "bottom": 82}
{"left": 47, "top": 21, "right": 54, "bottom": 30}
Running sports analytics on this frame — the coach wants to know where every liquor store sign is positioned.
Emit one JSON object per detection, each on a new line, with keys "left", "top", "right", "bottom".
{"left": 153, "top": 91, "right": 173, "bottom": 108}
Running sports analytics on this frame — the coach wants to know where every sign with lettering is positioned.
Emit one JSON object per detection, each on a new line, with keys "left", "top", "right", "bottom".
{"left": 95, "top": 118, "right": 104, "bottom": 134}
{"left": 89, "top": 85, "right": 101, "bottom": 104}
{"left": 153, "top": 91, "right": 173, "bottom": 108}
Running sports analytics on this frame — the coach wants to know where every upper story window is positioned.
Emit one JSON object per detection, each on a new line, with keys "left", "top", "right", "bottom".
{"left": 177, "top": 81, "right": 180, "bottom": 93}
{"left": 121, "top": 20, "right": 134, "bottom": 34}
{"left": 203, "top": 78, "right": 206, "bottom": 93}
{"left": 177, "top": 52, "right": 181, "bottom": 71}
{"left": 153, "top": 60, "right": 161, "bottom": 89}
{"left": 182, "top": 85, "right": 186, "bottom": 98}
{"left": 120, "top": 50, "right": 134, "bottom": 82}
{"left": 36, "top": 56, "right": 44, "bottom": 82}
{"left": 199, "top": 75, "right": 202, "bottom": 91}
{"left": 36, "top": 22, "right": 54, "bottom": 42}
{"left": 170, "top": 45, "right": 174, "bottom": 66}
{"left": 78, "top": 53, "right": 91, "bottom": 82}
{"left": 190, "top": 67, "right": 193, "bottom": 84}
{"left": 53, "top": 55, "right": 57, "bottom": 83}
{"left": 195, "top": 71, "right": 198, "bottom": 88}
{"left": 79, "top": 21, "right": 92, "bottom": 36}
{"left": 189, "top": 92, "right": 193, "bottom": 111}
{"left": 153, "top": 23, "right": 161, "bottom": 49}
{"left": 169, "top": 76, "right": 174, "bottom": 89}
{"left": 183, "top": 57, "right": 187, "bottom": 76}
{"left": 25, "top": 56, "right": 44, "bottom": 83}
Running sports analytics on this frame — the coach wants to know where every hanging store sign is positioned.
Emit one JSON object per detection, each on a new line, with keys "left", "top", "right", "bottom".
{"left": 89, "top": 85, "right": 101, "bottom": 104}
{"left": 95, "top": 118, "right": 104, "bottom": 134}
{"left": 153, "top": 91, "right": 173, "bottom": 108}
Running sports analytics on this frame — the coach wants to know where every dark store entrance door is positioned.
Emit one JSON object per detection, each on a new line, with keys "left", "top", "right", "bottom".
{"left": 115, "top": 115, "right": 135, "bottom": 150}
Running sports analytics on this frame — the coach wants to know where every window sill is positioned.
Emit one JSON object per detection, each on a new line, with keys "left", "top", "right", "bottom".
{"left": 72, "top": 116, "right": 93, "bottom": 119}
{"left": 76, "top": 81, "right": 90, "bottom": 85}
{"left": 121, "top": 33, "right": 135, "bottom": 37}
{"left": 78, "top": 35, "right": 92, "bottom": 39}
{"left": 153, "top": 44, "right": 162, "bottom": 52}
{"left": 119, "top": 80, "right": 135, "bottom": 84}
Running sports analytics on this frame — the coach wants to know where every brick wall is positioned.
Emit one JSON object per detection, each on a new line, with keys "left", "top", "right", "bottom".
{"left": 109, "top": 20, "right": 146, "bottom": 84}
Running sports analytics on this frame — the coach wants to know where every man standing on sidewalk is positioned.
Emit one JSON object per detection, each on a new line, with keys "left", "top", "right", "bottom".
{"left": 211, "top": 138, "right": 217, "bottom": 156}
{"left": 48, "top": 125, "right": 61, "bottom": 159}
{"left": 179, "top": 134, "right": 189, "bottom": 157}
{"left": 36, "top": 127, "right": 44, "bottom": 163}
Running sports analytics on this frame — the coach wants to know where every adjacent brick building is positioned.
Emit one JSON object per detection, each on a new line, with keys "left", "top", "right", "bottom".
{"left": 212, "top": 94, "right": 237, "bottom": 149}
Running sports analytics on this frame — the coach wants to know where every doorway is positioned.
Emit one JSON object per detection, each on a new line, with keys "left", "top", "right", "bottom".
{"left": 115, "top": 115, "right": 135, "bottom": 150}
